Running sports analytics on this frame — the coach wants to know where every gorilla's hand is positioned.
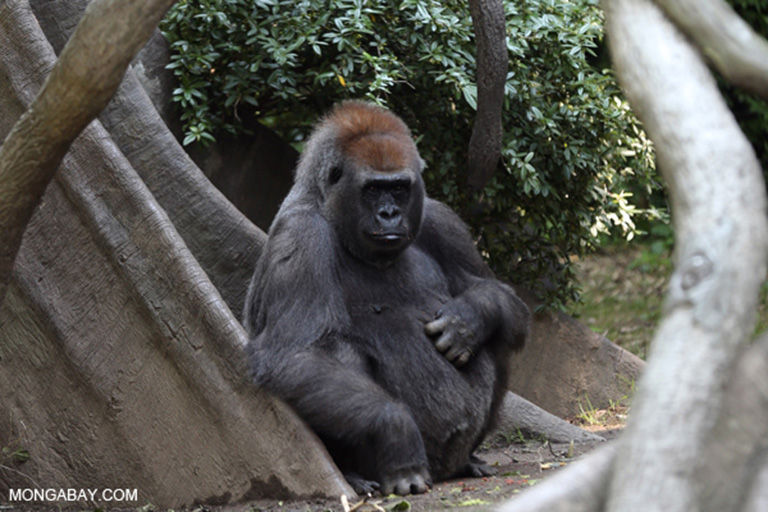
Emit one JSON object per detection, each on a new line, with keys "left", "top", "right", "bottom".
{"left": 424, "top": 297, "right": 485, "bottom": 367}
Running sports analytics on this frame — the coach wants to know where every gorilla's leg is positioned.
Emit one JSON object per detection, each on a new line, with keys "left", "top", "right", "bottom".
{"left": 262, "top": 351, "right": 431, "bottom": 495}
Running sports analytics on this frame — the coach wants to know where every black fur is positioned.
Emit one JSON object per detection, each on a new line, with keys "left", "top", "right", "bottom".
{"left": 244, "top": 101, "right": 529, "bottom": 496}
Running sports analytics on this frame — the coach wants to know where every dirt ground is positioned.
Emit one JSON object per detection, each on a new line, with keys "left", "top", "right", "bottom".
{"left": 208, "top": 426, "right": 622, "bottom": 512}
{"left": 569, "top": 245, "right": 670, "bottom": 360}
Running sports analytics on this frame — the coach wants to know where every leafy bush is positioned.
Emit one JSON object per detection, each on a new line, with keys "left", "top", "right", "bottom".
{"left": 161, "top": 0, "right": 658, "bottom": 308}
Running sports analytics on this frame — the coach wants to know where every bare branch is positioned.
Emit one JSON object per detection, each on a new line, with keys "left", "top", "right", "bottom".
{"left": 0, "top": 0, "right": 176, "bottom": 309}
{"left": 653, "top": 0, "right": 768, "bottom": 100}
{"left": 601, "top": 0, "right": 768, "bottom": 510}
{"left": 492, "top": 392, "right": 605, "bottom": 444}
{"left": 467, "top": 0, "right": 508, "bottom": 191}
{"left": 698, "top": 334, "right": 768, "bottom": 512}
{"left": 499, "top": 0, "right": 768, "bottom": 509}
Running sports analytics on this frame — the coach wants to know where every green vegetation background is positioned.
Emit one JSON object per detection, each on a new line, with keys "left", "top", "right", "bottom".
{"left": 161, "top": 0, "right": 768, "bottom": 320}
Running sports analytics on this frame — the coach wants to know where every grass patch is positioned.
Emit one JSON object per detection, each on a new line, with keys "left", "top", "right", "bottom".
{"left": 573, "top": 393, "right": 631, "bottom": 431}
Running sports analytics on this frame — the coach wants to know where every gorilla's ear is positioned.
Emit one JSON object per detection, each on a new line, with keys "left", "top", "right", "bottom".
{"left": 413, "top": 156, "right": 426, "bottom": 175}
{"left": 329, "top": 166, "right": 343, "bottom": 186}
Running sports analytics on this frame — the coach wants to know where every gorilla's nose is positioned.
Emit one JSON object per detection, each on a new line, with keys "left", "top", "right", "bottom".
{"left": 377, "top": 204, "right": 402, "bottom": 228}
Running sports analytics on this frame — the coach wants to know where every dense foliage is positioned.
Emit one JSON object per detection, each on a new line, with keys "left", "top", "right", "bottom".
{"left": 161, "top": 0, "right": 658, "bottom": 308}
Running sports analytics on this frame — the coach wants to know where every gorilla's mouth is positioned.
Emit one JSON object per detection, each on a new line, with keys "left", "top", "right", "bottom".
{"left": 368, "top": 231, "right": 407, "bottom": 244}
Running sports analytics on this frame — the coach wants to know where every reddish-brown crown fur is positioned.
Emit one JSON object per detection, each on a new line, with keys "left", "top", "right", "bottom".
{"left": 326, "top": 101, "right": 420, "bottom": 172}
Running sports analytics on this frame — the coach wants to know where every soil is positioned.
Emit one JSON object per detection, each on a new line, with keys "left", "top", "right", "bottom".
{"left": 207, "top": 426, "right": 623, "bottom": 512}
{"left": 568, "top": 244, "right": 670, "bottom": 360}
{"left": 1, "top": 426, "right": 621, "bottom": 512}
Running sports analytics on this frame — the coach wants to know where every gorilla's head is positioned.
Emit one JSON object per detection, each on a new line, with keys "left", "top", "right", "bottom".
{"left": 296, "top": 101, "right": 426, "bottom": 267}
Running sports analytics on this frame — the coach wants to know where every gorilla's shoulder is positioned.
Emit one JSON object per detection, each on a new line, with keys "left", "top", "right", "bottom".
{"left": 272, "top": 206, "right": 323, "bottom": 231}
{"left": 419, "top": 198, "right": 489, "bottom": 278}
{"left": 420, "top": 198, "right": 473, "bottom": 245}
{"left": 264, "top": 204, "right": 337, "bottom": 271}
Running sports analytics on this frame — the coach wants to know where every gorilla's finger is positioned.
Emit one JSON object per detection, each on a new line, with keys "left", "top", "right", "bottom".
{"left": 445, "top": 345, "right": 472, "bottom": 367}
{"left": 434, "top": 333, "right": 455, "bottom": 352}
{"left": 454, "top": 350, "right": 472, "bottom": 367}
{"left": 425, "top": 317, "right": 449, "bottom": 337}
{"left": 445, "top": 345, "right": 463, "bottom": 361}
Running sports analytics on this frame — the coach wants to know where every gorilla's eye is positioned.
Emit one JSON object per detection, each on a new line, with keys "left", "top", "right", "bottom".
{"left": 363, "top": 184, "right": 379, "bottom": 202}
{"left": 329, "top": 166, "right": 343, "bottom": 185}
{"left": 392, "top": 183, "right": 408, "bottom": 198}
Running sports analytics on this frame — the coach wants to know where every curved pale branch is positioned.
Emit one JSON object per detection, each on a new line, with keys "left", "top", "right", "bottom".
{"left": 497, "top": 444, "right": 616, "bottom": 512}
{"left": 496, "top": 0, "right": 768, "bottom": 509}
{"left": 0, "top": 0, "right": 176, "bottom": 309}
{"left": 654, "top": 0, "right": 768, "bottom": 101}
{"left": 603, "top": 0, "right": 768, "bottom": 509}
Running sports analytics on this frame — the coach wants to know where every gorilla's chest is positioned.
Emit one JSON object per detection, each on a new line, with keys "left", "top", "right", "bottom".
{"left": 339, "top": 246, "right": 450, "bottom": 322}
{"left": 337, "top": 246, "right": 465, "bottom": 384}
{"left": 337, "top": 245, "right": 494, "bottom": 444}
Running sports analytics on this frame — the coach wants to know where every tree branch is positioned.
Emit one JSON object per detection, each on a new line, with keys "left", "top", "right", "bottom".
{"left": 601, "top": 0, "right": 768, "bottom": 510}
{"left": 467, "top": 0, "right": 508, "bottom": 191}
{"left": 498, "top": 0, "right": 768, "bottom": 509}
{"left": 698, "top": 333, "right": 768, "bottom": 512}
{"left": 496, "top": 443, "right": 615, "bottom": 512}
{"left": 653, "top": 0, "right": 768, "bottom": 101}
{"left": 0, "top": 0, "right": 176, "bottom": 309}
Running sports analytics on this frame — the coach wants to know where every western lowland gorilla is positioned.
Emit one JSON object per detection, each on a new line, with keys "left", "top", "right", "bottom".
{"left": 244, "top": 101, "right": 530, "bottom": 496}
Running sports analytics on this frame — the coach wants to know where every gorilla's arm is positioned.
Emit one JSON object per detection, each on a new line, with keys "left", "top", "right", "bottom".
{"left": 419, "top": 199, "right": 529, "bottom": 366}
{"left": 244, "top": 206, "right": 350, "bottom": 354}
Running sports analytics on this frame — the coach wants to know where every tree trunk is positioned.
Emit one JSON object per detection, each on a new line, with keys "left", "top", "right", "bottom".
{"left": 508, "top": 289, "right": 643, "bottom": 419}
{"left": 653, "top": 0, "right": 768, "bottom": 101}
{"left": 0, "top": 1, "right": 352, "bottom": 507}
{"left": 0, "top": 0, "right": 179, "bottom": 307}
{"left": 604, "top": 0, "right": 768, "bottom": 508}
{"left": 467, "top": 0, "right": 507, "bottom": 191}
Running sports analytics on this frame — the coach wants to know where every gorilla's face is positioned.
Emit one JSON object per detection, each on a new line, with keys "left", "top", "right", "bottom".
{"left": 327, "top": 164, "right": 424, "bottom": 267}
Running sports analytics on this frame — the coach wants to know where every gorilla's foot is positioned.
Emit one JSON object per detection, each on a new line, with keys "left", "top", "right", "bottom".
{"left": 380, "top": 467, "right": 431, "bottom": 496}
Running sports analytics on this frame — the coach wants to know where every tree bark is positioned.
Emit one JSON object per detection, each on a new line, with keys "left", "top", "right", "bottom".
{"left": 696, "top": 334, "right": 768, "bottom": 512}
{"left": 603, "top": 0, "right": 768, "bottom": 508}
{"left": 493, "top": 393, "right": 604, "bottom": 444}
{"left": 0, "top": 0, "right": 176, "bottom": 309}
{"left": 508, "top": 290, "right": 644, "bottom": 419}
{"left": 467, "top": 0, "right": 508, "bottom": 191}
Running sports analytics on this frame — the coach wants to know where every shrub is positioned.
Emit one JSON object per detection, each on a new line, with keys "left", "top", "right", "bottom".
{"left": 161, "top": 0, "right": 658, "bottom": 308}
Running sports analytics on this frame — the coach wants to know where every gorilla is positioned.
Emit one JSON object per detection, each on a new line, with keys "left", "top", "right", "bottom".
{"left": 244, "top": 101, "right": 530, "bottom": 496}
